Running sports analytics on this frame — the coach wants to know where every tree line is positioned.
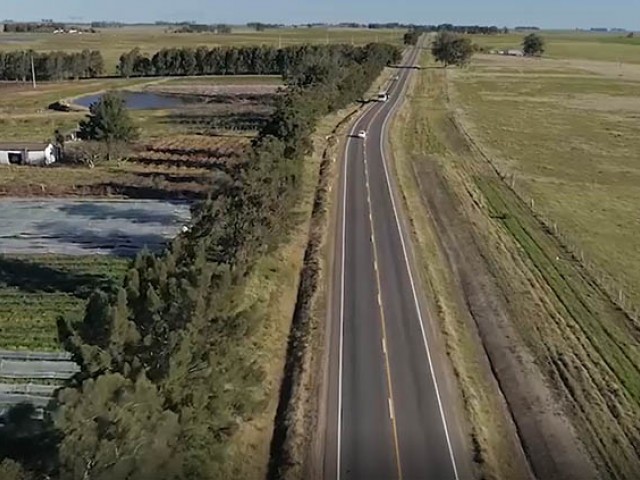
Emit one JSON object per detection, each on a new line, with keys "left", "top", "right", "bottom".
{"left": 246, "top": 22, "right": 283, "bottom": 31}
{"left": 0, "top": 50, "right": 104, "bottom": 81}
{"left": 0, "top": 41, "right": 400, "bottom": 480}
{"left": 173, "top": 24, "right": 232, "bottom": 34}
{"left": 2, "top": 22, "right": 65, "bottom": 33}
{"left": 116, "top": 43, "right": 394, "bottom": 78}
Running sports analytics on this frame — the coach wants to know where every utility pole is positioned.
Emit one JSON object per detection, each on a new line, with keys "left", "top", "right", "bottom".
{"left": 31, "top": 54, "right": 37, "bottom": 89}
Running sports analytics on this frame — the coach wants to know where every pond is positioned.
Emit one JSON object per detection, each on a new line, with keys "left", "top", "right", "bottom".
{"left": 73, "top": 91, "right": 202, "bottom": 110}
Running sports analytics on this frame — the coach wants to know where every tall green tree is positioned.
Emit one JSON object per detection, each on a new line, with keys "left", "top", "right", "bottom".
{"left": 523, "top": 33, "right": 545, "bottom": 56}
{"left": 78, "top": 91, "right": 139, "bottom": 161}
{"left": 431, "top": 31, "right": 474, "bottom": 67}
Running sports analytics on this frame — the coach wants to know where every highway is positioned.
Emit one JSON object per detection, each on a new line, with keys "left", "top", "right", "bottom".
{"left": 323, "top": 46, "right": 466, "bottom": 480}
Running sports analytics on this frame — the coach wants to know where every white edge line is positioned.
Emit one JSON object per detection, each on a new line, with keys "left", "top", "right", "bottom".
{"left": 377, "top": 47, "right": 461, "bottom": 480}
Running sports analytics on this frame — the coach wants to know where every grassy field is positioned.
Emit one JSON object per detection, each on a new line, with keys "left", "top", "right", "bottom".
{"left": 471, "top": 31, "right": 640, "bottom": 64}
{"left": 452, "top": 54, "right": 640, "bottom": 309}
{"left": 0, "top": 26, "right": 404, "bottom": 74}
{"left": 0, "top": 78, "right": 160, "bottom": 113}
{"left": 0, "top": 255, "right": 128, "bottom": 351}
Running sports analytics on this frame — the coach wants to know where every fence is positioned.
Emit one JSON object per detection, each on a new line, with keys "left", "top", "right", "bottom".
{"left": 452, "top": 114, "right": 640, "bottom": 324}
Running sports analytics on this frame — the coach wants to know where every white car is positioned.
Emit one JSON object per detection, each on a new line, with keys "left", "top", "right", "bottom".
{"left": 357, "top": 130, "right": 367, "bottom": 139}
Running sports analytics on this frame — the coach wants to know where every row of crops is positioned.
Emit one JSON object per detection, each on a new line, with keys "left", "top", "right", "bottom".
{"left": 0, "top": 255, "right": 129, "bottom": 351}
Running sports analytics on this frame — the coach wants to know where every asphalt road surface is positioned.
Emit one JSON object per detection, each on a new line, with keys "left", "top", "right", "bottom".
{"left": 323, "top": 47, "right": 467, "bottom": 480}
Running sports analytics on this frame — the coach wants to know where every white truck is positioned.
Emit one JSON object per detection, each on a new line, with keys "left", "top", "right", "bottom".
{"left": 377, "top": 91, "right": 389, "bottom": 102}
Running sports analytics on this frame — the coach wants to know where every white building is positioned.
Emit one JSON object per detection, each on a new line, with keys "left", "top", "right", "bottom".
{"left": 0, "top": 143, "right": 58, "bottom": 166}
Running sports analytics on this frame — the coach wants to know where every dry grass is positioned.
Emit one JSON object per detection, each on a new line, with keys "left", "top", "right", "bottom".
{"left": 451, "top": 54, "right": 640, "bottom": 309}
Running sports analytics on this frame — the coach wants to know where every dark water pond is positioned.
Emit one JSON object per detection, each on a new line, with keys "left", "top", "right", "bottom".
{"left": 73, "top": 91, "right": 201, "bottom": 110}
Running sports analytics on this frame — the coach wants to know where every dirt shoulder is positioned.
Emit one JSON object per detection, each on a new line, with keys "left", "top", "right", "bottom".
{"left": 390, "top": 51, "right": 607, "bottom": 479}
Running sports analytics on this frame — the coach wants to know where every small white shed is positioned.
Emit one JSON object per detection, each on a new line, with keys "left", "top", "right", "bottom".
{"left": 0, "top": 142, "right": 58, "bottom": 166}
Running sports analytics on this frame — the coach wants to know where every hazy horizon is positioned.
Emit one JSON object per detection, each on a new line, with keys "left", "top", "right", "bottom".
{"left": 0, "top": 0, "right": 638, "bottom": 31}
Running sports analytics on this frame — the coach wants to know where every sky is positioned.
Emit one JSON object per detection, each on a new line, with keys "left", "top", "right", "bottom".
{"left": 1, "top": 0, "right": 638, "bottom": 30}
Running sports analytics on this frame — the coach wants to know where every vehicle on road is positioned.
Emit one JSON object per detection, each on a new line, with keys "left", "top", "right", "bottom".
{"left": 357, "top": 130, "right": 367, "bottom": 139}
{"left": 377, "top": 91, "right": 389, "bottom": 102}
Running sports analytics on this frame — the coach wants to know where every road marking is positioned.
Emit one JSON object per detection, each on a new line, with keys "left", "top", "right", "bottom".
{"left": 336, "top": 100, "right": 381, "bottom": 480}
{"left": 335, "top": 48, "right": 422, "bottom": 480}
{"left": 363, "top": 144, "right": 403, "bottom": 480}
{"left": 376, "top": 48, "right": 461, "bottom": 480}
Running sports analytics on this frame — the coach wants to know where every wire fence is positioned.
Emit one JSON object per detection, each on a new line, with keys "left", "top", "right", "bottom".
{"left": 453, "top": 115, "right": 639, "bottom": 324}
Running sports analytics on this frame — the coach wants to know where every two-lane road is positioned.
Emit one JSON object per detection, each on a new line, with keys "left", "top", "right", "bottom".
{"left": 323, "top": 47, "right": 467, "bottom": 480}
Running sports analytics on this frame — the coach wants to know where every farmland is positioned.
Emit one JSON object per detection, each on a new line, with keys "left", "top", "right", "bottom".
{"left": 0, "top": 26, "right": 404, "bottom": 74}
{"left": 452, "top": 54, "right": 640, "bottom": 310}
{"left": 0, "top": 133, "right": 250, "bottom": 199}
{"left": 471, "top": 31, "right": 640, "bottom": 63}
{"left": 0, "top": 70, "right": 274, "bottom": 356}
{"left": 0, "top": 76, "right": 268, "bottom": 198}
{"left": 0, "top": 255, "right": 129, "bottom": 351}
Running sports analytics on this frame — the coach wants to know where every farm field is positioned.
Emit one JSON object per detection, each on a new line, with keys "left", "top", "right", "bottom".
{"left": 0, "top": 73, "right": 269, "bottom": 353}
{"left": 471, "top": 31, "right": 640, "bottom": 64}
{"left": 0, "top": 255, "right": 129, "bottom": 351}
{"left": 0, "top": 134, "right": 251, "bottom": 198}
{"left": 0, "top": 26, "right": 404, "bottom": 74}
{"left": 0, "top": 78, "right": 275, "bottom": 142}
{"left": 0, "top": 74, "right": 269, "bottom": 198}
{"left": 0, "top": 197, "right": 190, "bottom": 351}
{"left": 451, "top": 54, "right": 640, "bottom": 308}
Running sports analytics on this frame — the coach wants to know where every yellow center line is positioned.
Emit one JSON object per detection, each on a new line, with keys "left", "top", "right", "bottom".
{"left": 363, "top": 147, "right": 403, "bottom": 480}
